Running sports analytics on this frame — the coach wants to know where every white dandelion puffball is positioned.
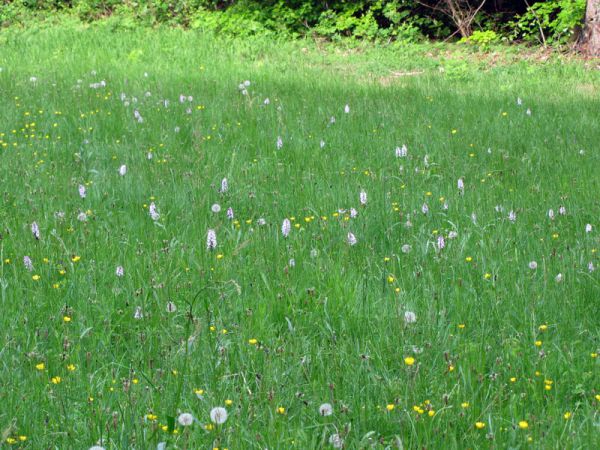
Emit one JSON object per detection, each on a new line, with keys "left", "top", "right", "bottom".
{"left": 210, "top": 406, "right": 228, "bottom": 424}
{"left": 555, "top": 273, "right": 563, "bottom": 283}
{"left": 149, "top": 202, "right": 160, "bottom": 221}
{"left": 528, "top": 261, "right": 538, "bottom": 270}
{"left": 115, "top": 266, "right": 124, "bottom": 277}
{"left": 437, "top": 235, "right": 445, "bottom": 250}
{"left": 344, "top": 104, "right": 350, "bottom": 113}
{"left": 206, "top": 229, "right": 217, "bottom": 250}
{"left": 89, "top": 447, "right": 105, "bottom": 450}
{"left": 211, "top": 203, "right": 221, "bottom": 213}
{"left": 119, "top": 164, "right": 127, "bottom": 176}
{"left": 329, "top": 433, "right": 344, "bottom": 449}
{"left": 282, "top": 218, "right": 291, "bottom": 237}
{"left": 319, "top": 403, "right": 333, "bottom": 416}
{"left": 177, "top": 413, "right": 194, "bottom": 426}
{"left": 404, "top": 311, "right": 417, "bottom": 324}
{"left": 359, "top": 189, "right": 367, "bottom": 205}
{"left": 401, "top": 244, "right": 411, "bottom": 254}
{"left": 23, "top": 256, "right": 33, "bottom": 271}
{"left": 395, "top": 144, "right": 407, "bottom": 158}
{"left": 347, "top": 232, "right": 357, "bottom": 246}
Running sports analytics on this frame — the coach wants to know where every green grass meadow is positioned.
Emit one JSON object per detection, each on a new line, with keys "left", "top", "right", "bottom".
{"left": 0, "top": 22, "right": 599, "bottom": 449}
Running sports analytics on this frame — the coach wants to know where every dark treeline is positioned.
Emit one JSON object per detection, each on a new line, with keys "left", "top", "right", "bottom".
{"left": 2, "top": 0, "right": 588, "bottom": 45}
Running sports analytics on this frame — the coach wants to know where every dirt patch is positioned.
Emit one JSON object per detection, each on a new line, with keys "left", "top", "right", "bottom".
{"left": 379, "top": 70, "right": 425, "bottom": 86}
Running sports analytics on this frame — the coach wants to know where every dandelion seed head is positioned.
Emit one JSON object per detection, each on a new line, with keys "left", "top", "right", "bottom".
{"left": 319, "top": 403, "right": 333, "bottom": 416}
{"left": 404, "top": 311, "right": 417, "bottom": 324}
{"left": 329, "top": 434, "right": 344, "bottom": 449}
{"left": 555, "top": 273, "right": 563, "bottom": 283}
{"left": 359, "top": 190, "right": 367, "bottom": 206}
{"left": 178, "top": 413, "right": 194, "bottom": 426}
{"left": 210, "top": 406, "right": 228, "bottom": 424}
{"left": 282, "top": 219, "right": 291, "bottom": 237}
{"left": 347, "top": 232, "right": 357, "bottom": 246}
{"left": 149, "top": 202, "right": 160, "bottom": 221}
{"left": 23, "top": 256, "right": 33, "bottom": 271}
{"left": 437, "top": 235, "right": 445, "bottom": 250}
{"left": 31, "top": 222, "right": 40, "bottom": 239}
{"left": 395, "top": 144, "right": 407, "bottom": 158}
{"left": 206, "top": 229, "right": 217, "bottom": 250}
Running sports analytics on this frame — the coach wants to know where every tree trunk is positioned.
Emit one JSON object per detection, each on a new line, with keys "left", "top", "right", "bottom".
{"left": 582, "top": 0, "right": 600, "bottom": 56}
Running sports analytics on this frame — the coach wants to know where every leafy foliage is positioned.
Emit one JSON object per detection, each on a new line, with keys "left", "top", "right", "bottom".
{"left": 512, "top": 0, "right": 586, "bottom": 45}
{"left": 0, "top": 0, "right": 588, "bottom": 46}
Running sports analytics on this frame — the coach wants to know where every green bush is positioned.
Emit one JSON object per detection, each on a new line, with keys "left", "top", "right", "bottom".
{"left": 461, "top": 30, "right": 500, "bottom": 50}
{"left": 511, "top": 0, "right": 586, "bottom": 45}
